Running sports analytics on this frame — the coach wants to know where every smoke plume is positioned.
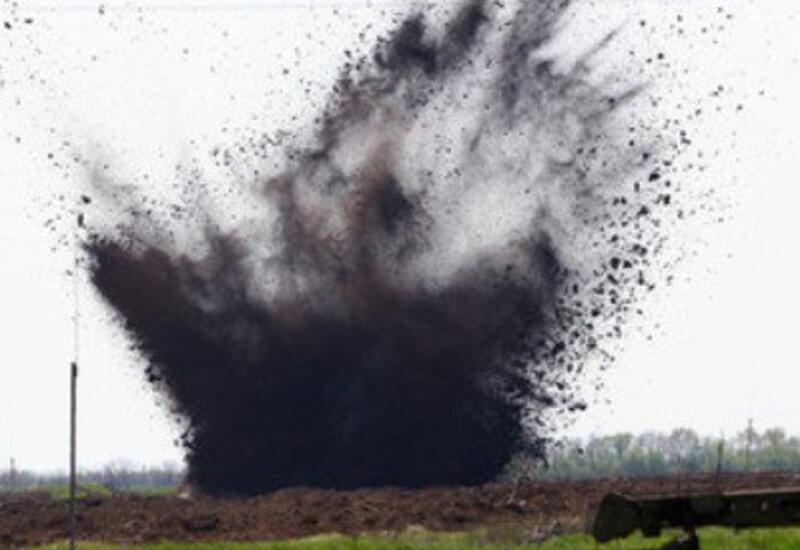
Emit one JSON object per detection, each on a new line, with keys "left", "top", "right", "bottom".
{"left": 87, "top": 0, "right": 667, "bottom": 494}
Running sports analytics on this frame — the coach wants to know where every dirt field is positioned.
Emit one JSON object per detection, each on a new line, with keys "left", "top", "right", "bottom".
{"left": 3, "top": 472, "right": 800, "bottom": 549}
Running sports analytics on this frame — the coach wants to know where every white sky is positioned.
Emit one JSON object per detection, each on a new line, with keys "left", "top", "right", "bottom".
{"left": 0, "top": 0, "right": 798, "bottom": 472}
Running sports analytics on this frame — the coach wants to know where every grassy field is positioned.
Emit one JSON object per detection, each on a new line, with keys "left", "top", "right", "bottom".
{"left": 41, "top": 483, "right": 114, "bottom": 500}
{"left": 3, "top": 483, "right": 175, "bottom": 500}
{"left": 25, "top": 527, "right": 800, "bottom": 550}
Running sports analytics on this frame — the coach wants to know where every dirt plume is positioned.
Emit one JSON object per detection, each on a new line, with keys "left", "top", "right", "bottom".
{"left": 86, "top": 0, "right": 668, "bottom": 495}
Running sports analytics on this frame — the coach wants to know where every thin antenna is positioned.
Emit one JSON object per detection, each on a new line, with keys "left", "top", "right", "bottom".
{"left": 69, "top": 211, "right": 82, "bottom": 550}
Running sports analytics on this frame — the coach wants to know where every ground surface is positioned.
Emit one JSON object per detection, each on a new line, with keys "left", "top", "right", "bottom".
{"left": 19, "top": 528, "right": 800, "bottom": 550}
{"left": 3, "top": 473, "right": 800, "bottom": 549}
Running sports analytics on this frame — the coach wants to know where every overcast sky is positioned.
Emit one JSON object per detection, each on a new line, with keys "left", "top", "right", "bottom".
{"left": 1, "top": 0, "right": 798, "bottom": 472}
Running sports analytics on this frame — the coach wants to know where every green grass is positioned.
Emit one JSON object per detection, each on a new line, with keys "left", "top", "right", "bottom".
{"left": 26, "top": 482, "right": 114, "bottom": 500}
{"left": 5, "top": 483, "right": 176, "bottom": 499}
{"left": 117, "top": 485, "right": 177, "bottom": 496}
{"left": 24, "top": 527, "right": 800, "bottom": 550}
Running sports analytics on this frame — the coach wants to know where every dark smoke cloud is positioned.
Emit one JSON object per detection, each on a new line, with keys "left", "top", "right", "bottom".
{"left": 86, "top": 0, "right": 667, "bottom": 494}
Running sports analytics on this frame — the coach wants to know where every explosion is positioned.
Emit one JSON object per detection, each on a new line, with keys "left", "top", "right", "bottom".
{"left": 87, "top": 0, "right": 667, "bottom": 494}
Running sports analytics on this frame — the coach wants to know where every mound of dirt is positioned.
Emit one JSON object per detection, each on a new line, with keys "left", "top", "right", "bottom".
{"left": 2, "top": 472, "right": 800, "bottom": 548}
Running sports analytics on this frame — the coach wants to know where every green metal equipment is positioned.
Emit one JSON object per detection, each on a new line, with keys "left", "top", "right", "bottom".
{"left": 593, "top": 487, "right": 800, "bottom": 548}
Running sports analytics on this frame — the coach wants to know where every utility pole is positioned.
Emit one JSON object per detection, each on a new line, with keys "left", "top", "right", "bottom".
{"left": 745, "top": 418, "right": 754, "bottom": 472}
{"left": 8, "top": 457, "right": 16, "bottom": 492}
{"left": 715, "top": 440, "right": 724, "bottom": 486}
{"left": 69, "top": 361, "right": 78, "bottom": 550}
{"left": 69, "top": 208, "right": 82, "bottom": 550}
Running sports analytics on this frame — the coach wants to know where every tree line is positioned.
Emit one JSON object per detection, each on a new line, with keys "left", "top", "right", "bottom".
{"left": 505, "top": 426, "right": 800, "bottom": 481}
{"left": 4, "top": 426, "right": 800, "bottom": 492}
{"left": 0, "top": 461, "right": 183, "bottom": 493}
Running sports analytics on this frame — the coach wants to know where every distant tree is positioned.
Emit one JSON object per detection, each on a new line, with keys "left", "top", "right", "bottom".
{"left": 503, "top": 425, "right": 800, "bottom": 482}
{"left": 612, "top": 433, "right": 633, "bottom": 462}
